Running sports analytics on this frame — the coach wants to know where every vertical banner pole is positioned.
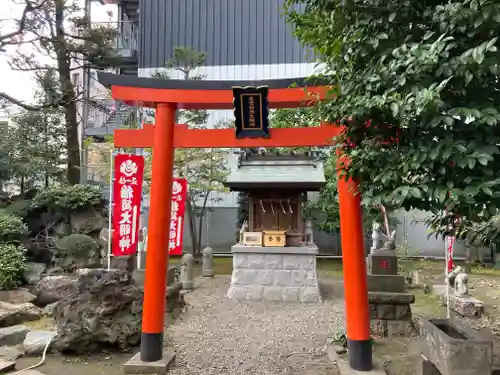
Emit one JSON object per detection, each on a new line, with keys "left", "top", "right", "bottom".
{"left": 445, "top": 236, "right": 450, "bottom": 319}
{"left": 137, "top": 148, "right": 144, "bottom": 270}
{"left": 107, "top": 149, "right": 114, "bottom": 271}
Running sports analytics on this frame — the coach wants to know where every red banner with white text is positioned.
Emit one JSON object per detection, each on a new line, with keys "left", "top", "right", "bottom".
{"left": 169, "top": 178, "right": 188, "bottom": 256}
{"left": 446, "top": 236, "right": 455, "bottom": 273}
{"left": 111, "top": 154, "right": 145, "bottom": 257}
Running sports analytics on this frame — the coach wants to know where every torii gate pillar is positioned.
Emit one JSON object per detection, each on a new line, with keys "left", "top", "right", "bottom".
{"left": 139, "top": 103, "right": 176, "bottom": 361}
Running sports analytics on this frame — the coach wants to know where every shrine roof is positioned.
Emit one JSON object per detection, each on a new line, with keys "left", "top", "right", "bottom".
{"left": 224, "top": 154, "right": 325, "bottom": 191}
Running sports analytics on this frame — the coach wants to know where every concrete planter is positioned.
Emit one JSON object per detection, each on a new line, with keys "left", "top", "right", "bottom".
{"left": 419, "top": 318, "right": 492, "bottom": 375}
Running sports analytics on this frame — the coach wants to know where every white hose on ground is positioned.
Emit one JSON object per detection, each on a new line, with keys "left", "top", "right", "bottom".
{"left": 12, "top": 336, "right": 54, "bottom": 374}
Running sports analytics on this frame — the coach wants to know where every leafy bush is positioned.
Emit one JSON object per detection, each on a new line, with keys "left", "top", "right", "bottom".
{"left": 55, "top": 234, "right": 100, "bottom": 271}
{"left": 5, "top": 199, "right": 32, "bottom": 218}
{"left": 31, "top": 185, "right": 105, "bottom": 213}
{"left": 0, "top": 243, "right": 27, "bottom": 290}
{"left": 56, "top": 233, "right": 99, "bottom": 258}
{"left": 0, "top": 213, "right": 29, "bottom": 243}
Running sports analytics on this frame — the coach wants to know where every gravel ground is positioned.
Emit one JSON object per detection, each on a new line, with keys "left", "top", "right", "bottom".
{"left": 165, "top": 276, "right": 343, "bottom": 375}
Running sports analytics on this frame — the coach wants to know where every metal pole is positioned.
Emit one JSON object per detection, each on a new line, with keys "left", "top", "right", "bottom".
{"left": 107, "top": 149, "right": 114, "bottom": 271}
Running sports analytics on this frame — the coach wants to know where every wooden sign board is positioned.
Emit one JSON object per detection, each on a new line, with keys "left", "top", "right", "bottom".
{"left": 263, "top": 231, "right": 286, "bottom": 247}
{"left": 232, "top": 86, "right": 270, "bottom": 138}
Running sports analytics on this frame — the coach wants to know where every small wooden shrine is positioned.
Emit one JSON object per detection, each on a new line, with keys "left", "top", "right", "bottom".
{"left": 224, "top": 151, "right": 326, "bottom": 303}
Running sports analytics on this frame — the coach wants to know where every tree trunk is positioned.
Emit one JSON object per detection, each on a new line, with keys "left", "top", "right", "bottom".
{"left": 186, "top": 198, "right": 198, "bottom": 256}
{"left": 465, "top": 239, "right": 472, "bottom": 273}
{"left": 20, "top": 175, "right": 25, "bottom": 194}
{"left": 196, "top": 192, "right": 211, "bottom": 256}
{"left": 55, "top": 1, "right": 80, "bottom": 185}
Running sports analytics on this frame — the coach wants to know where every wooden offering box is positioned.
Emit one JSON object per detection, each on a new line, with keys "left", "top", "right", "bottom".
{"left": 263, "top": 231, "right": 286, "bottom": 247}
{"left": 242, "top": 232, "right": 263, "bottom": 246}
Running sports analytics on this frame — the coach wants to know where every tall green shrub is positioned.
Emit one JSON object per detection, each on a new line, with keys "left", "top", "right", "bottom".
{"left": 0, "top": 243, "right": 27, "bottom": 290}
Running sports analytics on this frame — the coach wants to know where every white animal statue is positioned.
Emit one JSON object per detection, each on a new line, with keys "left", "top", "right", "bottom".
{"left": 370, "top": 222, "right": 396, "bottom": 254}
{"left": 239, "top": 220, "right": 248, "bottom": 243}
{"left": 454, "top": 272, "right": 469, "bottom": 296}
{"left": 446, "top": 266, "right": 463, "bottom": 287}
{"left": 304, "top": 219, "right": 314, "bottom": 245}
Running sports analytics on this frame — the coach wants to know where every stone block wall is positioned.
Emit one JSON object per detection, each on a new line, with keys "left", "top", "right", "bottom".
{"left": 369, "top": 292, "right": 416, "bottom": 337}
{"left": 227, "top": 247, "right": 322, "bottom": 303}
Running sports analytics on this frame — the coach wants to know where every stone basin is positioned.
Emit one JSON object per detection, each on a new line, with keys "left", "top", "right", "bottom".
{"left": 419, "top": 318, "right": 492, "bottom": 375}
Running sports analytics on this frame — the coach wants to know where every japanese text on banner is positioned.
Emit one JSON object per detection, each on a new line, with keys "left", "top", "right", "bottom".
{"left": 111, "top": 154, "right": 144, "bottom": 257}
{"left": 169, "top": 178, "right": 188, "bottom": 256}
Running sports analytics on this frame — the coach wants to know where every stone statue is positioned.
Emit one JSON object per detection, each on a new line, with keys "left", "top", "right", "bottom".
{"left": 202, "top": 246, "right": 214, "bottom": 277}
{"left": 180, "top": 253, "right": 194, "bottom": 290}
{"left": 305, "top": 219, "right": 314, "bottom": 245}
{"left": 454, "top": 272, "right": 469, "bottom": 296}
{"left": 239, "top": 221, "right": 248, "bottom": 243}
{"left": 371, "top": 222, "right": 396, "bottom": 254}
{"left": 446, "top": 266, "right": 463, "bottom": 287}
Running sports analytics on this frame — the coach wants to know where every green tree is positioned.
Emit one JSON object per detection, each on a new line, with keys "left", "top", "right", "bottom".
{"left": 2, "top": 73, "right": 66, "bottom": 192}
{"left": 0, "top": 0, "right": 120, "bottom": 184}
{"left": 151, "top": 47, "right": 230, "bottom": 257}
{"left": 283, "top": 0, "right": 500, "bottom": 240}
{"left": 263, "top": 108, "right": 398, "bottom": 235}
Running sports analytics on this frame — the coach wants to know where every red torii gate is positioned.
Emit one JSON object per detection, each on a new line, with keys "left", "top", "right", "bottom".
{"left": 98, "top": 73, "right": 372, "bottom": 372}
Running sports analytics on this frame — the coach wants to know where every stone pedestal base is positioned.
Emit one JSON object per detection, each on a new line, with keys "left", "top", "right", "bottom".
{"left": 367, "top": 274, "right": 405, "bottom": 293}
{"left": 434, "top": 284, "right": 484, "bottom": 318}
{"left": 448, "top": 294, "right": 484, "bottom": 318}
{"left": 123, "top": 351, "right": 176, "bottom": 374}
{"left": 369, "top": 292, "right": 416, "bottom": 338}
{"left": 227, "top": 244, "right": 322, "bottom": 303}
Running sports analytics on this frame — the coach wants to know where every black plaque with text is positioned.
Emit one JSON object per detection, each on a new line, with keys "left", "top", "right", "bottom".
{"left": 233, "top": 86, "right": 270, "bottom": 138}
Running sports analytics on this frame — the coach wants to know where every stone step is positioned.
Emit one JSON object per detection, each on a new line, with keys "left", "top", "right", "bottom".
{"left": 0, "top": 359, "right": 15, "bottom": 373}
{"left": 14, "top": 370, "right": 47, "bottom": 375}
{"left": 0, "top": 325, "right": 30, "bottom": 346}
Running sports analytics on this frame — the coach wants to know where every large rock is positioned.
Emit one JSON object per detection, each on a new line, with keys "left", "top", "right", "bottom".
{"left": 25, "top": 211, "right": 61, "bottom": 234}
{"left": 0, "top": 302, "right": 42, "bottom": 327}
{"left": 0, "top": 345, "right": 23, "bottom": 361}
{"left": 0, "top": 325, "right": 30, "bottom": 346}
{"left": 52, "top": 269, "right": 143, "bottom": 353}
{"left": 21, "top": 237, "right": 54, "bottom": 265}
{"left": 0, "top": 288, "right": 36, "bottom": 304}
{"left": 98, "top": 228, "right": 109, "bottom": 249}
{"left": 54, "top": 234, "right": 100, "bottom": 272}
{"left": 23, "top": 330, "right": 57, "bottom": 356}
{"left": 70, "top": 209, "right": 106, "bottom": 235}
{"left": 33, "top": 276, "right": 78, "bottom": 307}
{"left": 23, "top": 262, "right": 47, "bottom": 285}
{"left": 98, "top": 228, "right": 110, "bottom": 264}
{"left": 42, "top": 302, "right": 60, "bottom": 317}
{"left": 52, "top": 221, "right": 71, "bottom": 237}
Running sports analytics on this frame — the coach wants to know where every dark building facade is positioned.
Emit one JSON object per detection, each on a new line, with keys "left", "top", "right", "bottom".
{"left": 139, "top": 0, "right": 309, "bottom": 69}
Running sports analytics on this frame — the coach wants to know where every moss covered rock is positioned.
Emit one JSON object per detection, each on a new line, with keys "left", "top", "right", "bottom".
{"left": 55, "top": 234, "right": 100, "bottom": 272}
